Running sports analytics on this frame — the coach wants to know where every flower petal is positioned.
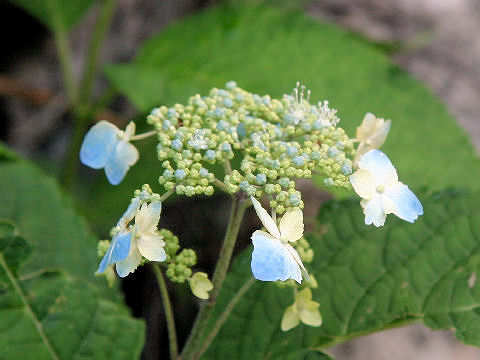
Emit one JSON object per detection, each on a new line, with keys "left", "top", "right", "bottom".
{"left": 137, "top": 233, "right": 166, "bottom": 262}
{"left": 350, "top": 169, "right": 376, "bottom": 200}
{"left": 80, "top": 121, "right": 119, "bottom": 169}
{"left": 250, "top": 196, "right": 281, "bottom": 238}
{"left": 358, "top": 150, "right": 397, "bottom": 186}
{"left": 356, "top": 112, "right": 377, "bottom": 142}
{"left": 189, "top": 272, "right": 213, "bottom": 300}
{"left": 117, "top": 197, "right": 141, "bottom": 228}
{"left": 279, "top": 209, "right": 304, "bottom": 242}
{"left": 281, "top": 305, "right": 300, "bottom": 331}
{"left": 384, "top": 182, "right": 423, "bottom": 223}
{"left": 135, "top": 201, "right": 162, "bottom": 232}
{"left": 369, "top": 119, "right": 391, "bottom": 149}
{"left": 97, "top": 231, "right": 131, "bottom": 274}
{"left": 105, "top": 140, "right": 139, "bottom": 185}
{"left": 362, "top": 194, "right": 386, "bottom": 227}
{"left": 298, "top": 301, "right": 322, "bottom": 327}
{"left": 115, "top": 244, "right": 142, "bottom": 278}
{"left": 251, "top": 230, "right": 302, "bottom": 283}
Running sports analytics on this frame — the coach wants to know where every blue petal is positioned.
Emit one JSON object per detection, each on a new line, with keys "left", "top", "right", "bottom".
{"left": 385, "top": 183, "right": 423, "bottom": 223}
{"left": 80, "top": 121, "right": 119, "bottom": 169}
{"left": 251, "top": 231, "right": 301, "bottom": 283}
{"left": 97, "top": 231, "right": 132, "bottom": 273}
{"left": 358, "top": 150, "right": 397, "bottom": 185}
{"left": 105, "top": 140, "right": 139, "bottom": 185}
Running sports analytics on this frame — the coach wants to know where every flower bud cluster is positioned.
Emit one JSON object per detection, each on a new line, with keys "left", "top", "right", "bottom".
{"left": 147, "top": 82, "right": 354, "bottom": 212}
{"left": 160, "top": 228, "right": 198, "bottom": 283}
{"left": 293, "top": 237, "right": 314, "bottom": 264}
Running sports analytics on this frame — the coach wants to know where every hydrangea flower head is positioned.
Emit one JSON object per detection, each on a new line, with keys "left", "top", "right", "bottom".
{"left": 250, "top": 196, "right": 307, "bottom": 283}
{"left": 350, "top": 150, "right": 423, "bottom": 227}
{"left": 80, "top": 120, "right": 139, "bottom": 185}
{"left": 354, "top": 113, "right": 391, "bottom": 165}
{"left": 281, "top": 288, "right": 322, "bottom": 331}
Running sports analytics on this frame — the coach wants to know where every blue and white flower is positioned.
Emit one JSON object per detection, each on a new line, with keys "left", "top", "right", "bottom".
{"left": 250, "top": 196, "right": 307, "bottom": 283}
{"left": 97, "top": 197, "right": 141, "bottom": 275}
{"left": 350, "top": 150, "right": 423, "bottom": 227}
{"left": 80, "top": 121, "right": 139, "bottom": 185}
{"left": 98, "top": 199, "right": 166, "bottom": 277}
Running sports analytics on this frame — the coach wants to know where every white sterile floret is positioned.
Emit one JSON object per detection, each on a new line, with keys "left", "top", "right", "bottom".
{"left": 354, "top": 113, "right": 391, "bottom": 166}
{"left": 350, "top": 150, "right": 423, "bottom": 227}
{"left": 97, "top": 197, "right": 141, "bottom": 274}
{"left": 80, "top": 121, "right": 139, "bottom": 185}
{"left": 116, "top": 201, "right": 166, "bottom": 277}
{"left": 250, "top": 196, "right": 307, "bottom": 283}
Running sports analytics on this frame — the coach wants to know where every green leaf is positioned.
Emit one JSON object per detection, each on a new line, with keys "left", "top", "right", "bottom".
{"left": 0, "top": 222, "right": 144, "bottom": 360}
{"left": 105, "top": 4, "right": 480, "bottom": 193}
{"left": 0, "top": 142, "right": 19, "bottom": 163}
{"left": 8, "top": 0, "right": 94, "bottom": 31}
{"left": 206, "top": 190, "right": 480, "bottom": 356}
{"left": 0, "top": 162, "right": 100, "bottom": 282}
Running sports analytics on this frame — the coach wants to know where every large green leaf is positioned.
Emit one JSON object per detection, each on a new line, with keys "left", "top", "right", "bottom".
{"left": 8, "top": 0, "right": 94, "bottom": 30}
{"left": 105, "top": 4, "right": 480, "bottom": 193}
{"left": 0, "top": 162, "right": 100, "bottom": 282}
{"left": 0, "top": 222, "right": 144, "bottom": 360}
{"left": 204, "top": 190, "right": 480, "bottom": 357}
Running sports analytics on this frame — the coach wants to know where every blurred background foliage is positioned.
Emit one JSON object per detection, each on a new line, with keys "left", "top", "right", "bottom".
{"left": 1, "top": 0, "right": 480, "bottom": 359}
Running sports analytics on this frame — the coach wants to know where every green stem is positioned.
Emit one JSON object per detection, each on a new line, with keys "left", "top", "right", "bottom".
{"left": 160, "top": 189, "right": 175, "bottom": 202}
{"left": 152, "top": 264, "right": 179, "bottom": 360}
{"left": 193, "top": 277, "right": 255, "bottom": 360}
{"left": 0, "top": 254, "right": 60, "bottom": 360}
{"left": 130, "top": 130, "right": 157, "bottom": 141}
{"left": 47, "top": 0, "right": 77, "bottom": 103}
{"left": 78, "top": 0, "right": 117, "bottom": 105}
{"left": 181, "top": 195, "right": 250, "bottom": 359}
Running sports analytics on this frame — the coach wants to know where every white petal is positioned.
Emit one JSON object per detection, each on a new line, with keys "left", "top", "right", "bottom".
{"left": 79, "top": 121, "right": 119, "bottom": 169}
{"left": 285, "top": 244, "right": 307, "bottom": 279}
{"left": 250, "top": 196, "right": 281, "bottom": 238}
{"left": 117, "top": 197, "right": 141, "bottom": 228}
{"left": 135, "top": 201, "right": 162, "bottom": 232}
{"left": 362, "top": 194, "right": 386, "bottom": 227}
{"left": 369, "top": 119, "right": 391, "bottom": 149}
{"left": 105, "top": 140, "right": 139, "bottom": 185}
{"left": 356, "top": 113, "right": 377, "bottom": 142}
{"left": 115, "top": 244, "right": 142, "bottom": 278}
{"left": 137, "top": 233, "right": 166, "bottom": 262}
{"left": 358, "top": 149, "right": 397, "bottom": 185}
{"left": 350, "top": 169, "right": 376, "bottom": 200}
{"left": 384, "top": 182, "right": 423, "bottom": 223}
{"left": 124, "top": 121, "right": 136, "bottom": 139}
{"left": 251, "top": 230, "right": 302, "bottom": 283}
{"left": 279, "top": 209, "right": 304, "bottom": 242}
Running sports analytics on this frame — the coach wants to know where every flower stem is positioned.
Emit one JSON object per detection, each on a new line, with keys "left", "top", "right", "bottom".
{"left": 152, "top": 263, "right": 178, "bottom": 360}
{"left": 47, "top": 0, "right": 77, "bottom": 104}
{"left": 193, "top": 277, "right": 255, "bottom": 360}
{"left": 180, "top": 195, "right": 250, "bottom": 359}
{"left": 78, "top": 0, "right": 116, "bottom": 105}
{"left": 160, "top": 189, "right": 174, "bottom": 202}
{"left": 130, "top": 130, "right": 157, "bottom": 141}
